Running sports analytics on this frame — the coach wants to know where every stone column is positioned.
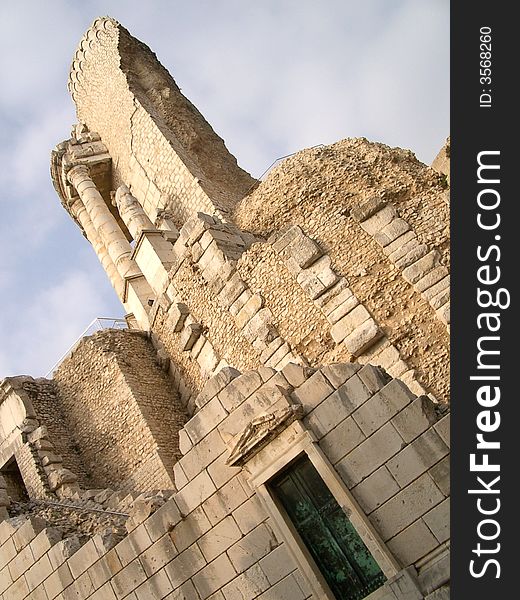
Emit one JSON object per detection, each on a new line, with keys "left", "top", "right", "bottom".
{"left": 70, "top": 199, "right": 125, "bottom": 299}
{"left": 114, "top": 184, "right": 154, "bottom": 239}
{"left": 67, "top": 165, "right": 140, "bottom": 280}
{"left": 114, "top": 185, "right": 176, "bottom": 296}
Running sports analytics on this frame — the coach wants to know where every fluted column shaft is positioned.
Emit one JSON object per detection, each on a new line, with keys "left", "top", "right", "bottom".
{"left": 114, "top": 185, "right": 155, "bottom": 239}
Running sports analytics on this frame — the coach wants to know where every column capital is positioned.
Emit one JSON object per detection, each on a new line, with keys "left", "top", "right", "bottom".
{"left": 67, "top": 163, "right": 91, "bottom": 187}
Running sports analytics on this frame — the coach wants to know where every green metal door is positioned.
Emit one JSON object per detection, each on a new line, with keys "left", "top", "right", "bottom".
{"left": 270, "top": 456, "right": 386, "bottom": 600}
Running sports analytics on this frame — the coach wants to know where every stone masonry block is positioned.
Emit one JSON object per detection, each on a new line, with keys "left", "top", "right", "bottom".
{"left": 314, "top": 277, "right": 349, "bottom": 308}
{"left": 402, "top": 250, "right": 440, "bottom": 285}
{"left": 286, "top": 233, "right": 323, "bottom": 269}
{"left": 387, "top": 519, "right": 439, "bottom": 568}
{"left": 330, "top": 305, "right": 371, "bottom": 344}
{"left": 192, "top": 553, "right": 237, "bottom": 599}
{"left": 391, "top": 395, "right": 438, "bottom": 443}
{"left": 12, "top": 517, "right": 47, "bottom": 551}
{"left": 227, "top": 523, "right": 277, "bottom": 573}
{"left": 423, "top": 275, "right": 450, "bottom": 302}
{"left": 259, "top": 545, "right": 298, "bottom": 586}
{"left": 217, "top": 370, "right": 264, "bottom": 413}
{"left": 167, "top": 302, "right": 189, "bottom": 332}
{"left": 343, "top": 318, "right": 383, "bottom": 356}
{"left": 383, "top": 230, "right": 416, "bottom": 257}
{"left": 357, "top": 364, "right": 392, "bottom": 394}
{"left": 395, "top": 243, "right": 429, "bottom": 270}
{"left": 423, "top": 497, "right": 450, "bottom": 543}
{"left": 352, "top": 378, "right": 416, "bottom": 436}
{"left": 351, "top": 195, "right": 387, "bottom": 222}
{"left": 111, "top": 559, "right": 148, "bottom": 599}
{"left": 326, "top": 293, "right": 360, "bottom": 325}
{"left": 319, "top": 417, "right": 365, "bottom": 465}
{"left": 180, "top": 323, "right": 203, "bottom": 351}
{"left": 139, "top": 534, "right": 178, "bottom": 577}
{"left": 296, "top": 255, "right": 339, "bottom": 299}
{"left": 429, "top": 456, "right": 450, "bottom": 497}
{"left": 370, "top": 473, "right": 445, "bottom": 540}
{"left": 359, "top": 204, "right": 396, "bottom": 235}
{"left": 387, "top": 236, "right": 420, "bottom": 264}
{"left": 164, "top": 543, "right": 206, "bottom": 589}
{"left": 434, "top": 413, "right": 450, "bottom": 448}
{"left": 387, "top": 429, "right": 449, "bottom": 488}
{"left": 320, "top": 362, "right": 361, "bottom": 388}
{"left": 197, "top": 516, "right": 242, "bottom": 562}
{"left": 195, "top": 367, "right": 241, "bottom": 410}
{"left": 222, "top": 564, "right": 270, "bottom": 600}
{"left": 415, "top": 266, "right": 449, "bottom": 293}
{"left": 272, "top": 226, "right": 301, "bottom": 253}
{"left": 336, "top": 421, "right": 404, "bottom": 486}
{"left": 351, "top": 466, "right": 400, "bottom": 514}
{"left": 218, "top": 274, "right": 247, "bottom": 309}
{"left": 291, "top": 370, "right": 334, "bottom": 412}
{"left": 374, "top": 218, "right": 411, "bottom": 247}
{"left": 235, "top": 294, "right": 263, "bottom": 329}
{"left": 176, "top": 470, "right": 217, "bottom": 516}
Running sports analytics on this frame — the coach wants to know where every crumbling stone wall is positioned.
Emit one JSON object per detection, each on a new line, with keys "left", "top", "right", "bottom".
{"left": 68, "top": 17, "right": 255, "bottom": 227}
{"left": 0, "top": 362, "right": 449, "bottom": 599}
{"left": 234, "top": 139, "right": 450, "bottom": 402}
{"left": 52, "top": 329, "right": 186, "bottom": 492}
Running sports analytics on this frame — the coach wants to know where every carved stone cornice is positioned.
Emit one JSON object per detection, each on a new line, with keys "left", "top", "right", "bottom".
{"left": 226, "top": 402, "right": 304, "bottom": 467}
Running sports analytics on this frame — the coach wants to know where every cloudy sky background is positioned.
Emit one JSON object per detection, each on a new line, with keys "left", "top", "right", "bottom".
{"left": 0, "top": 0, "right": 449, "bottom": 378}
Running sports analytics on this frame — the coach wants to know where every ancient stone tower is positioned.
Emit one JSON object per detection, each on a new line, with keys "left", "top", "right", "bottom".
{"left": 0, "top": 17, "right": 450, "bottom": 600}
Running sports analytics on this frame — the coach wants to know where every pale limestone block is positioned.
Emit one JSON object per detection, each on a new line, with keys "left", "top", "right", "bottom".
{"left": 197, "top": 516, "right": 242, "bottom": 562}
{"left": 135, "top": 568, "right": 174, "bottom": 599}
{"left": 43, "top": 563, "right": 74, "bottom": 599}
{"left": 218, "top": 274, "right": 247, "bottom": 309}
{"left": 433, "top": 413, "right": 450, "bottom": 447}
{"left": 143, "top": 500, "right": 183, "bottom": 543}
{"left": 415, "top": 266, "right": 449, "bottom": 293}
{"left": 222, "top": 564, "right": 270, "bottom": 600}
{"left": 436, "top": 302, "right": 450, "bottom": 325}
{"left": 359, "top": 205, "right": 396, "bottom": 235}
{"left": 196, "top": 341, "right": 220, "bottom": 377}
{"left": 192, "top": 553, "right": 236, "bottom": 599}
{"left": 344, "top": 319, "right": 383, "bottom": 357}
{"left": 330, "top": 305, "right": 371, "bottom": 344}
{"left": 229, "top": 289, "right": 253, "bottom": 316}
{"left": 429, "top": 456, "right": 450, "bottom": 496}
{"left": 272, "top": 226, "right": 301, "bottom": 253}
{"left": 235, "top": 294, "right": 263, "bottom": 329}
{"left": 357, "top": 364, "right": 391, "bottom": 394}
{"left": 241, "top": 308, "right": 275, "bottom": 342}
{"left": 383, "top": 230, "right": 416, "bottom": 257}
{"left": 67, "top": 538, "right": 102, "bottom": 579}
{"left": 259, "top": 337, "right": 284, "bottom": 363}
{"left": 111, "top": 559, "right": 148, "bottom": 599}
{"left": 352, "top": 378, "right": 416, "bottom": 436}
{"left": 387, "top": 519, "right": 439, "bottom": 568}
{"left": 257, "top": 574, "right": 306, "bottom": 600}
{"left": 395, "top": 243, "right": 430, "bottom": 270}
{"left": 259, "top": 545, "right": 297, "bottom": 586}
{"left": 12, "top": 517, "right": 47, "bottom": 551}
{"left": 180, "top": 323, "right": 203, "bottom": 351}
{"left": 387, "top": 360, "right": 410, "bottom": 378}
{"left": 387, "top": 236, "right": 420, "bottom": 264}
{"left": 314, "top": 277, "right": 349, "bottom": 308}
{"left": 281, "top": 363, "right": 314, "bottom": 388}
{"left": 217, "top": 371, "right": 264, "bottom": 413}
{"left": 351, "top": 196, "right": 387, "bottom": 222}
{"left": 186, "top": 397, "right": 227, "bottom": 445}
{"left": 176, "top": 470, "right": 217, "bottom": 515}
{"left": 202, "top": 477, "right": 248, "bottom": 527}
{"left": 227, "top": 523, "right": 275, "bottom": 572}
{"left": 170, "top": 506, "right": 212, "bottom": 553}
{"left": 195, "top": 367, "right": 241, "bottom": 410}
{"left": 423, "top": 275, "right": 450, "bottom": 302}
{"left": 370, "top": 473, "right": 445, "bottom": 540}
{"left": 386, "top": 429, "right": 449, "bottom": 488}
{"left": 319, "top": 416, "right": 365, "bottom": 464}
{"left": 29, "top": 528, "right": 62, "bottom": 563}
{"left": 351, "top": 465, "right": 400, "bottom": 514}
{"left": 402, "top": 250, "right": 440, "bottom": 285}
{"left": 430, "top": 287, "right": 450, "bottom": 310}
{"left": 291, "top": 370, "right": 334, "bottom": 412}
{"left": 232, "top": 495, "right": 266, "bottom": 535}
{"left": 375, "top": 218, "right": 411, "bottom": 247}
{"left": 319, "top": 363, "right": 360, "bottom": 388}
{"left": 286, "top": 233, "right": 323, "bottom": 268}
{"left": 392, "top": 396, "right": 438, "bottom": 443}
{"left": 336, "top": 422, "right": 404, "bottom": 486}
{"left": 167, "top": 302, "right": 189, "bottom": 332}
{"left": 371, "top": 344, "right": 401, "bottom": 370}
{"left": 47, "top": 536, "right": 82, "bottom": 571}
{"left": 265, "top": 342, "right": 290, "bottom": 368}
{"left": 139, "top": 534, "right": 178, "bottom": 577}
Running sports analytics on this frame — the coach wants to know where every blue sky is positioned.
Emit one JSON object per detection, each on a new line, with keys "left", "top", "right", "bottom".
{"left": 0, "top": 0, "right": 449, "bottom": 377}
